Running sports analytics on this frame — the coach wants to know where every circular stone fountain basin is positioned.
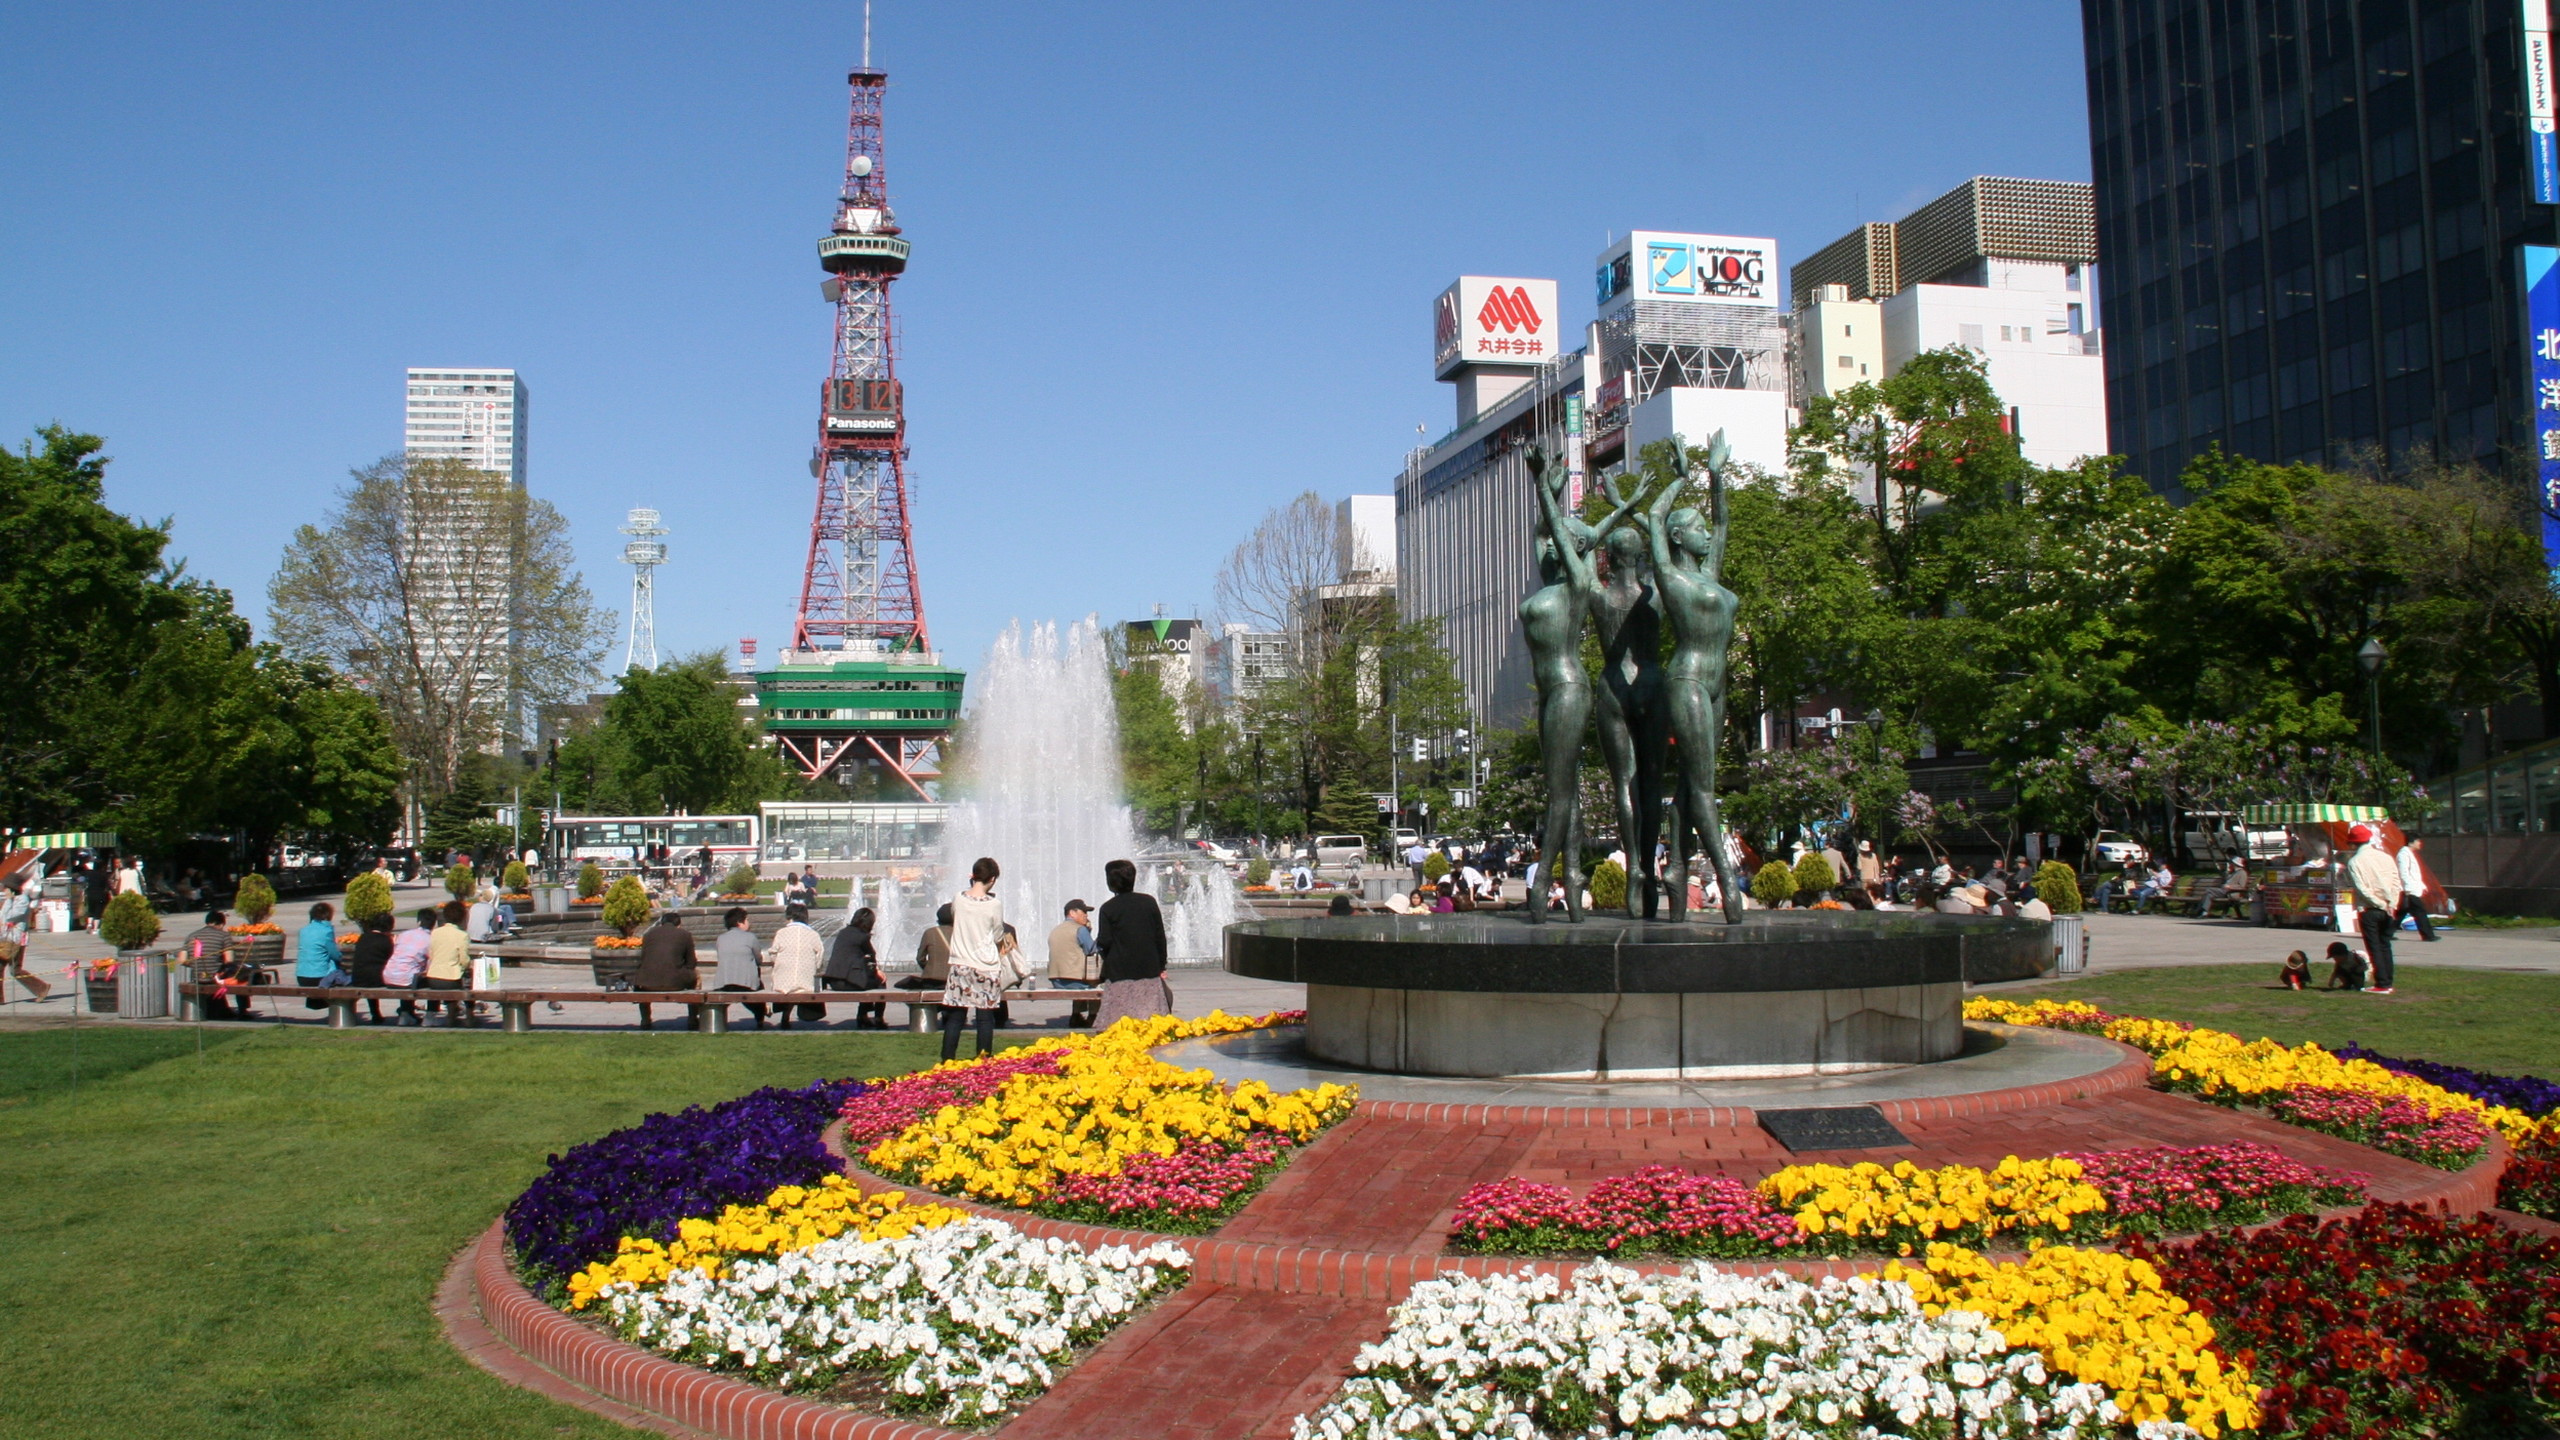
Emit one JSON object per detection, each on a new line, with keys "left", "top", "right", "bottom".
{"left": 1224, "top": 911, "right": 2055, "bottom": 1081}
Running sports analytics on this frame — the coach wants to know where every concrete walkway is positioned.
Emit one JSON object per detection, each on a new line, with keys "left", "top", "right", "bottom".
{"left": 8, "top": 884, "right": 2547, "bottom": 1032}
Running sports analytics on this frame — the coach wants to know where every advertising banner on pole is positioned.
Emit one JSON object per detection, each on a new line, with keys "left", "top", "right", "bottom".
{"left": 2529, "top": 0, "right": 2559, "bottom": 203}
{"left": 2523, "top": 244, "right": 2560, "bottom": 576}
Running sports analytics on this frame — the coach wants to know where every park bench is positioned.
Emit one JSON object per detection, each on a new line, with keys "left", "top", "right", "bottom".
{"left": 176, "top": 982, "right": 1081, "bottom": 1033}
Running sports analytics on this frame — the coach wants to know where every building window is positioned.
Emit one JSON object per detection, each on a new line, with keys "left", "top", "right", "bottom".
{"left": 1960, "top": 323, "right": 1986, "bottom": 348}
{"left": 1838, "top": 354, "right": 1854, "bottom": 368}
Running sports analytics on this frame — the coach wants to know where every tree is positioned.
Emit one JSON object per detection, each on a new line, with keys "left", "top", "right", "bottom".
{"left": 0, "top": 427, "right": 404, "bottom": 858}
{"left": 537, "top": 653, "right": 806, "bottom": 816}
{"left": 1215, "top": 491, "right": 1339, "bottom": 640}
{"left": 268, "top": 454, "right": 612, "bottom": 800}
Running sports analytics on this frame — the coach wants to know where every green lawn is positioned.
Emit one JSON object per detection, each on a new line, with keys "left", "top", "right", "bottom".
{"left": 0, "top": 1023, "right": 980, "bottom": 1440}
{"left": 2011, "top": 964, "right": 2560, "bottom": 1078}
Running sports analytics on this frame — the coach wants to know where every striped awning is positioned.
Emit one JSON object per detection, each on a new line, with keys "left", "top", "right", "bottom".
{"left": 3, "top": 831, "right": 121, "bottom": 851}
{"left": 2239, "top": 804, "right": 2387, "bottom": 825}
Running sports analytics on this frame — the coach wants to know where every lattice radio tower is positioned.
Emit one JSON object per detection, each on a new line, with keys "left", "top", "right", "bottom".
{"left": 620, "top": 507, "right": 668, "bottom": 672}
{"left": 794, "top": 11, "right": 929, "bottom": 655}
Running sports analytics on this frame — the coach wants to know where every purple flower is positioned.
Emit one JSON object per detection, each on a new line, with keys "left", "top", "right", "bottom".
{"left": 504, "top": 1076, "right": 866, "bottom": 1292}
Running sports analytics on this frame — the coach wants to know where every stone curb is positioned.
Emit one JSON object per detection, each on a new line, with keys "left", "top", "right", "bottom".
{"left": 445, "top": 1220, "right": 977, "bottom": 1440}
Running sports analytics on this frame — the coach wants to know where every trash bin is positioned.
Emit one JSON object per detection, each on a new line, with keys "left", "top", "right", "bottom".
{"left": 2050, "top": 914, "right": 2088, "bottom": 975}
{"left": 118, "top": 949, "right": 171, "bottom": 1019}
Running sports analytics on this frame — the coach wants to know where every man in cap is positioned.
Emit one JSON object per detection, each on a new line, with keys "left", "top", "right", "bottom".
{"left": 2342, "top": 822, "right": 2404, "bottom": 994}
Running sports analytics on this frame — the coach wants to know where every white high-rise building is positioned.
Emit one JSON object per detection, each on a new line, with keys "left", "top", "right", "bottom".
{"left": 405, "top": 369, "right": 528, "bottom": 482}
{"left": 402, "top": 368, "right": 531, "bottom": 750}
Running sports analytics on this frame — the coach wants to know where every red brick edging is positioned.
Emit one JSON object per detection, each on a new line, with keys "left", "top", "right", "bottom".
{"left": 441, "top": 1220, "right": 976, "bottom": 1440}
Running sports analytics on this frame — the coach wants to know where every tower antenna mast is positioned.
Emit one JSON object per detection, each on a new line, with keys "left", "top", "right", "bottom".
{"left": 618, "top": 508, "right": 668, "bottom": 672}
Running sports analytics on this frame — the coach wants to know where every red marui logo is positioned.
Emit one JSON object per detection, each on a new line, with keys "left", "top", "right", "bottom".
{"left": 1477, "top": 285, "right": 1544, "bottom": 334}
{"left": 1436, "top": 290, "right": 1461, "bottom": 352}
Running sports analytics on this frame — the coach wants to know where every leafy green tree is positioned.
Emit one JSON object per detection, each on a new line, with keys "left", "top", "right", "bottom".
{"left": 1113, "top": 660, "right": 1198, "bottom": 833}
{"left": 540, "top": 653, "right": 806, "bottom": 816}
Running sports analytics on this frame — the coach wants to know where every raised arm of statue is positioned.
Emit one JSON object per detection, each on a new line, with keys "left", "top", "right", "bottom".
{"left": 1701, "top": 430, "right": 1731, "bottom": 574}
{"left": 1528, "top": 446, "right": 1610, "bottom": 597}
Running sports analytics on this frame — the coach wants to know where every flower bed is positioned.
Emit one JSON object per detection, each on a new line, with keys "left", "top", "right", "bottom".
{"left": 1447, "top": 1145, "right": 2363, "bottom": 1259}
{"left": 1966, "top": 997, "right": 2541, "bottom": 1166}
{"left": 593, "top": 1215, "right": 1191, "bottom": 1425}
{"left": 2504, "top": 1136, "right": 2560, "bottom": 1220}
{"left": 1290, "top": 1260, "right": 2153, "bottom": 1440}
{"left": 2331, "top": 1042, "right": 2560, "bottom": 1118}
{"left": 851, "top": 1009, "right": 1353, "bottom": 1232}
{"left": 2126, "top": 1205, "right": 2560, "bottom": 1440}
{"left": 504, "top": 1077, "right": 865, "bottom": 1295}
{"left": 563, "top": 1173, "right": 965, "bottom": 1308}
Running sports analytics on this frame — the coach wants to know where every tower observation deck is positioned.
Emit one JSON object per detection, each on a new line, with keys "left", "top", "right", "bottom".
{"left": 766, "top": 53, "right": 962, "bottom": 798}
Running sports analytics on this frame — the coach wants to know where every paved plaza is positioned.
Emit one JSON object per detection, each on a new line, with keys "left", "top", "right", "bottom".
{"left": 5, "top": 888, "right": 2553, "bottom": 1032}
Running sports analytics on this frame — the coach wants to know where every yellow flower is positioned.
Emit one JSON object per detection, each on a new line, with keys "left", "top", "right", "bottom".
{"left": 564, "top": 1174, "right": 966, "bottom": 1308}
{"left": 1884, "top": 1242, "right": 2261, "bottom": 1437}
{"left": 1758, "top": 1156, "right": 2104, "bottom": 1245}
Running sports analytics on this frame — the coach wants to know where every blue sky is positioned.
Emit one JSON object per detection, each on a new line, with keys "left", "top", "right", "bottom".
{"left": 1, "top": 1, "right": 2092, "bottom": 680}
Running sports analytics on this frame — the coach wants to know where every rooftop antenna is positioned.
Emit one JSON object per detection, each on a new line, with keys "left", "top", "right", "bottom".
{"left": 863, "top": 0, "right": 872, "bottom": 68}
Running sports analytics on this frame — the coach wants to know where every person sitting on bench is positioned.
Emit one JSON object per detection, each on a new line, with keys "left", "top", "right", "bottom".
{"left": 633, "top": 910, "right": 699, "bottom": 1030}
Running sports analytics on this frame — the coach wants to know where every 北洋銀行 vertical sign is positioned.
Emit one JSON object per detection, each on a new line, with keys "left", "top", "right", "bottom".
{"left": 2523, "top": 245, "right": 2560, "bottom": 574}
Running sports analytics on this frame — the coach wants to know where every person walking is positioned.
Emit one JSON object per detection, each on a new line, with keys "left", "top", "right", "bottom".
{"left": 294, "top": 901, "right": 340, "bottom": 1010}
{"left": 823, "top": 906, "right": 886, "bottom": 1029}
{"left": 1093, "top": 858, "right": 1171, "bottom": 1029}
{"left": 710, "top": 905, "right": 769, "bottom": 1028}
{"left": 633, "top": 910, "right": 700, "bottom": 1030}
{"left": 940, "top": 858, "right": 1012, "bottom": 1060}
{"left": 2395, "top": 838, "right": 2438, "bottom": 943}
{"left": 0, "top": 875, "right": 43, "bottom": 1001}
{"left": 2343, "top": 822, "right": 2404, "bottom": 993}
{"left": 1047, "top": 899, "right": 1102, "bottom": 1028}
{"left": 1404, "top": 839, "right": 1428, "bottom": 890}
{"left": 347, "top": 912, "right": 394, "bottom": 1024}
{"left": 766, "top": 903, "right": 827, "bottom": 1026}
{"left": 423, "top": 901, "right": 471, "bottom": 1024}
{"left": 386, "top": 907, "right": 434, "bottom": 1024}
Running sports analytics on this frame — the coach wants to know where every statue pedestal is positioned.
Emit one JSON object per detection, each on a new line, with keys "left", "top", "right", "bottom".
{"left": 1225, "top": 911, "right": 2052, "bottom": 1082}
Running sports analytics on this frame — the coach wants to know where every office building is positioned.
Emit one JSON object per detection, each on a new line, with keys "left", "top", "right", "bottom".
{"left": 1791, "top": 178, "right": 2109, "bottom": 470}
{"left": 404, "top": 368, "right": 528, "bottom": 482}
{"left": 402, "top": 368, "right": 530, "bottom": 748}
{"left": 2081, "top": 0, "right": 2555, "bottom": 488}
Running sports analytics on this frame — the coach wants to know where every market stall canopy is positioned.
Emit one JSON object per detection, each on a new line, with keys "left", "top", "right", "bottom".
{"left": 2239, "top": 804, "right": 2387, "bottom": 825}
{"left": 2, "top": 831, "right": 121, "bottom": 851}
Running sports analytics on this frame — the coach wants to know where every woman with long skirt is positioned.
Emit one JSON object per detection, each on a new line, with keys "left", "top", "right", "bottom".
{"left": 1091, "top": 858, "right": 1170, "bottom": 1029}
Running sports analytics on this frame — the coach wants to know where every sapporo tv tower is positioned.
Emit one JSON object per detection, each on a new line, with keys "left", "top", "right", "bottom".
{"left": 756, "top": 16, "right": 963, "bottom": 799}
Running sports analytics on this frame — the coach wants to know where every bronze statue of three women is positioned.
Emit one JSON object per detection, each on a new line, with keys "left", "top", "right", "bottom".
{"left": 1520, "top": 431, "right": 1743, "bottom": 925}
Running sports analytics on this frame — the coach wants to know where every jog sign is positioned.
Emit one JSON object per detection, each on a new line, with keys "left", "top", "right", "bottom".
{"left": 1433, "top": 276, "right": 1559, "bottom": 379}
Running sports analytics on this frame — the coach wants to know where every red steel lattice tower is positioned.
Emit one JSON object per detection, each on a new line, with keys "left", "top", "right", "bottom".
{"left": 794, "top": 59, "right": 929, "bottom": 655}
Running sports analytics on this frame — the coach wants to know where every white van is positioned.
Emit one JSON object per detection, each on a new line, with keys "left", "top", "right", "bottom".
{"left": 1313, "top": 835, "right": 1369, "bottom": 869}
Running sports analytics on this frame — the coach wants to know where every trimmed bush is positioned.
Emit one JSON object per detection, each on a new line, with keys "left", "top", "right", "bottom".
{"left": 2034, "top": 860, "right": 2083, "bottom": 913}
{"left": 1791, "top": 851, "right": 1837, "bottom": 897}
{"left": 601, "top": 875, "right": 651, "bottom": 935}
{"left": 444, "top": 862, "right": 476, "bottom": 900}
{"left": 233, "top": 873, "right": 278, "bottom": 924}
{"left": 1751, "top": 860, "right": 1798, "bottom": 907}
{"left": 343, "top": 870, "right": 394, "bottom": 922}
{"left": 719, "top": 863, "right": 760, "bottom": 895}
{"left": 1244, "top": 856, "right": 1272, "bottom": 887}
{"left": 1421, "top": 851, "right": 1452, "bottom": 883}
{"left": 1589, "top": 858, "right": 1628, "bottom": 909}
{"left": 501, "top": 860, "right": 530, "bottom": 893}
{"left": 576, "top": 861, "right": 606, "bottom": 899}
{"left": 99, "top": 891, "right": 162, "bottom": 951}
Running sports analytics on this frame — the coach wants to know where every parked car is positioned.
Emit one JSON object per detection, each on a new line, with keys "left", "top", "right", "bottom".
{"left": 2091, "top": 831, "right": 2150, "bottom": 866}
{"left": 1192, "top": 838, "right": 1242, "bottom": 865}
{"left": 1312, "top": 835, "right": 1369, "bottom": 869}
{"left": 1389, "top": 828, "right": 1422, "bottom": 853}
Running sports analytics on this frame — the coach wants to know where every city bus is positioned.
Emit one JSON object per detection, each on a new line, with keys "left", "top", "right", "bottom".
{"left": 547, "top": 814, "right": 761, "bottom": 870}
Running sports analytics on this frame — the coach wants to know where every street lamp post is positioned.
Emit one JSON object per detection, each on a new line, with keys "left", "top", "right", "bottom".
{"left": 2357, "top": 636, "right": 2389, "bottom": 764}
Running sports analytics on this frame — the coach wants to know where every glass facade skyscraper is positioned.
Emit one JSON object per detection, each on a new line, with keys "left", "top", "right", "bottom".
{"left": 2083, "top": 0, "right": 2553, "bottom": 491}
